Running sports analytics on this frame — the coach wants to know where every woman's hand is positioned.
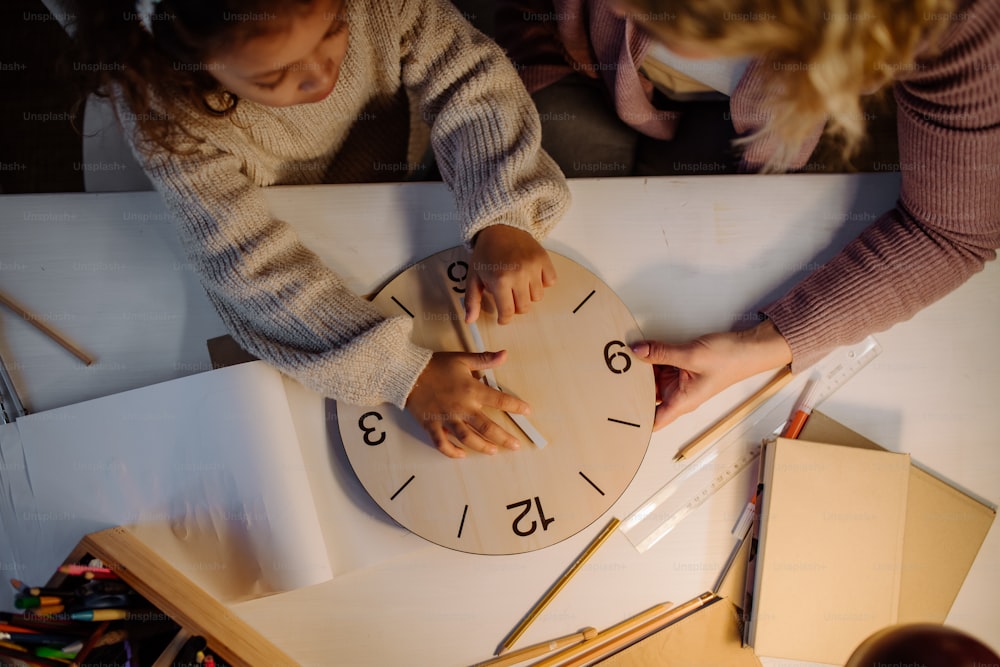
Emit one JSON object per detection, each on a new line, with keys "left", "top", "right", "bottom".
{"left": 631, "top": 320, "right": 793, "bottom": 430}
{"left": 405, "top": 350, "right": 531, "bottom": 458}
{"left": 464, "top": 225, "right": 557, "bottom": 325}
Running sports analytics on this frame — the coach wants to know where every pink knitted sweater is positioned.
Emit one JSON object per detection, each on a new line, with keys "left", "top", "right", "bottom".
{"left": 497, "top": 0, "right": 1000, "bottom": 368}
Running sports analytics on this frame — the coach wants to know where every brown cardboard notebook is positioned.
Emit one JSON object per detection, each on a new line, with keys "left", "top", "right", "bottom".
{"left": 598, "top": 597, "right": 761, "bottom": 667}
{"left": 747, "top": 437, "right": 911, "bottom": 665}
{"left": 800, "top": 411, "right": 996, "bottom": 623}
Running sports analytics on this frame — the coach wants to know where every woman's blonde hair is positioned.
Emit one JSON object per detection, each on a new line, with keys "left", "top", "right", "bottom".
{"left": 626, "top": 0, "right": 956, "bottom": 170}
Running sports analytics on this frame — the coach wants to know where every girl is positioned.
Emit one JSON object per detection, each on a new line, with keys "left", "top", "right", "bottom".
{"left": 69, "top": 0, "right": 570, "bottom": 456}
{"left": 498, "top": 0, "right": 1000, "bottom": 428}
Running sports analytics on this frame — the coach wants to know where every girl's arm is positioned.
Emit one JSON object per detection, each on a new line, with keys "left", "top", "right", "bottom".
{"left": 392, "top": 0, "right": 571, "bottom": 244}
{"left": 129, "top": 134, "right": 433, "bottom": 409}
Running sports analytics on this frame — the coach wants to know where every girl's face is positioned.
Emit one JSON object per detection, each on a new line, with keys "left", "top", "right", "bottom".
{"left": 206, "top": 0, "right": 349, "bottom": 107}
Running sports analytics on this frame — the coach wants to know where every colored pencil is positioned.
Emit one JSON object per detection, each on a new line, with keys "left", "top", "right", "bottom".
{"left": 0, "top": 290, "right": 94, "bottom": 365}
{"left": 674, "top": 367, "right": 793, "bottom": 462}
{"left": 497, "top": 518, "right": 620, "bottom": 655}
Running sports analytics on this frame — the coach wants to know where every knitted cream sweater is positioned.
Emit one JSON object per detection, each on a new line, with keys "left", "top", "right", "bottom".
{"left": 120, "top": 0, "right": 570, "bottom": 408}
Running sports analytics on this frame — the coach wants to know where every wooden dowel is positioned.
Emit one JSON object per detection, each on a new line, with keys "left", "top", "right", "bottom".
{"left": 553, "top": 593, "right": 717, "bottom": 667}
{"left": 497, "top": 518, "right": 620, "bottom": 655}
{"left": 150, "top": 628, "right": 191, "bottom": 667}
{"left": 69, "top": 620, "right": 110, "bottom": 667}
{"left": 0, "top": 290, "right": 94, "bottom": 365}
{"left": 474, "top": 627, "right": 597, "bottom": 667}
{"left": 527, "top": 603, "right": 673, "bottom": 667}
{"left": 674, "top": 367, "right": 793, "bottom": 462}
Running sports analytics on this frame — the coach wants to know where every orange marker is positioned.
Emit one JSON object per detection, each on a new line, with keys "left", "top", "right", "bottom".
{"left": 782, "top": 377, "right": 821, "bottom": 440}
{"left": 783, "top": 409, "right": 811, "bottom": 439}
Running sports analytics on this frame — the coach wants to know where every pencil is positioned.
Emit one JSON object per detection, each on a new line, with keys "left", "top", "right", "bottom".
{"left": 69, "top": 621, "right": 110, "bottom": 667}
{"left": 674, "top": 366, "right": 793, "bottom": 462}
{"left": 497, "top": 517, "right": 620, "bottom": 655}
{"left": 0, "top": 290, "right": 94, "bottom": 365}
{"left": 474, "top": 627, "right": 597, "bottom": 667}
{"left": 29, "top": 605, "right": 66, "bottom": 617}
{"left": 0, "top": 643, "right": 69, "bottom": 667}
{"left": 0, "top": 623, "right": 41, "bottom": 635}
{"left": 559, "top": 593, "right": 719, "bottom": 667}
{"left": 527, "top": 603, "right": 672, "bottom": 667}
{"left": 58, "top": 565, "right": 113, "bottom": 576}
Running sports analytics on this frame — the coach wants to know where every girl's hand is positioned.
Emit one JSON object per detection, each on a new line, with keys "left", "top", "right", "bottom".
{"left": 630, "top": 320, "right": 793, "bottom": 431}
{"left": 405, "top": 350, "right": 531, "bottom": 458}
{"left": 464, "top": 225, "right": 557, "bottom": 325}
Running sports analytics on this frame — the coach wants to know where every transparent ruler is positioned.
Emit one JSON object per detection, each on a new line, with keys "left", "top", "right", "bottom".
{"left": 621, "top": 336, "right": 882, "bottom": 553}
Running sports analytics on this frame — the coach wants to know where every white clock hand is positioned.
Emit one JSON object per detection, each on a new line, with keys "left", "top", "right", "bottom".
{"left": 465, "top": 315, "right": 548, "bottom": 449}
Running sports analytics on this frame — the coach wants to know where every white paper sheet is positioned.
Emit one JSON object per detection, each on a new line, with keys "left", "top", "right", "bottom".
{"left": 280, "top": 377, "right": 427, "bottom": 575}
{"left": 12, "top": 362, "right": 332, "bottom": 596}
{"left": 0, "top": 421, "right": 31, "bottom": 613}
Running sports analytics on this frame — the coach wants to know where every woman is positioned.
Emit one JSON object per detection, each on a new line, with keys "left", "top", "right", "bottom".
{"left": 498, "top": 0, "right": 1000, "bottom": 428}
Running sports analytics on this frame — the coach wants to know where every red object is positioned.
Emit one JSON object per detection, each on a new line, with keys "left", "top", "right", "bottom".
{"left": 782, "top": 409, "right": 811, "bottom": 439}
{"left": 0, "top": 622, "right": 40, "bottom": 634}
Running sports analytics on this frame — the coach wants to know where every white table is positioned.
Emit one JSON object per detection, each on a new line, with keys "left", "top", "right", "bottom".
{"left": 1, "top": 174, "right": 997, "bottom": 666}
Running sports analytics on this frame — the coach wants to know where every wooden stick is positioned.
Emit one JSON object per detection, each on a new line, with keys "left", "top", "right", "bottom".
{"left": 674, "top": 366, "right": 793, "bottom": 462}
{"left": 497, "top": 518, "right": 620, "bottom": 655}
{"left": 150, "top": 628, "right": 191, "bottom": 667}
{"left": 527, "top": 603, "right": 673, "bottom": 667}
{"left": 465, "top": 312, "right": 547, "bottom": 448}
{"left": 550, "top": 592, "right": 717, "bottom": 667}
{"left": 69, "top": 620, "right": 110, "bottom": 667}
{"left": 0, "top": 290, "right": 94, "bottom": 365}
{"left": 474, "top": 627, "right": 597, "bottom": 667}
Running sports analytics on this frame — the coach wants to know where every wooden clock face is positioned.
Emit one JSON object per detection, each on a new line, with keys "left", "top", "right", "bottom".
{"left": 338, "top": 247, "right": 653, "bottom": 555}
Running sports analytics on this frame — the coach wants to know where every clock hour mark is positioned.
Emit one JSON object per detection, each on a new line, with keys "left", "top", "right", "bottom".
{"left": 607, "top": 417, "right": 641, "bottom": 428}
{"left": 390, "top": 296, "right": 414, "bottom": 318}
{"left": 390, "top": 474, "right": 416, "bottom": 500}
{"left": 579, "top": 471, "right": 605, "bottom": 496}
{"left": 457, "top": 504, "right": 469, "bottom": 538}
{"left": 572, "top": 290, "right": 596, "bottom": 314}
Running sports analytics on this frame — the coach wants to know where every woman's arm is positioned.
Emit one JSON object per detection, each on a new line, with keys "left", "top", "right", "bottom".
{"left": 764, "top": 5, "right": 1000, "bottom": 369}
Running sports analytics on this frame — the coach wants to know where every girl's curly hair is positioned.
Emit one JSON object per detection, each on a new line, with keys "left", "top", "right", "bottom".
{"left": 68, "top": 0, "right": 313, "bottom": 152}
